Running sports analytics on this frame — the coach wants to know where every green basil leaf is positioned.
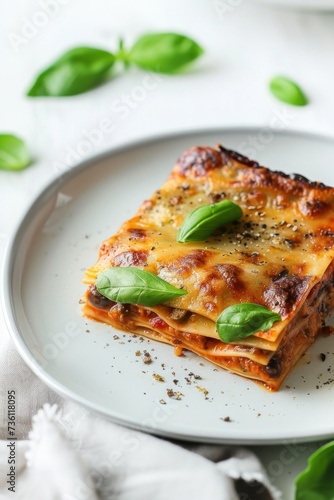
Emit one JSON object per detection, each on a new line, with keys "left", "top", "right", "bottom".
{"left": 128, "top": 33, "right": 203, "bottom": 73}
{"left": 177, "top": 200, "right": 242, "bottom": 243}
{"left": 216, "top": 303, "right": 281, "bottom": 342}
{"left": 269, "top": 76, "right": 308, "bottom": 106}
{"left": 0, "top": 134, "right": 30, "bottom": 171}
{"left": 96, "top": 267, "right": 187, "bottom": 306}
{"left": 295, "top": 441, "right": 334, "bottom": 500}
{"left": 116, "top": 37, "right": 130, "bottom": 68}
{"left": 27, "top": 47, "right": 115, "bottom": 97}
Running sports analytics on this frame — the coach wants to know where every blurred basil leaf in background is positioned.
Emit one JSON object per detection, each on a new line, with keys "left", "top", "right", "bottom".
{"left": 127, "top": 33, "right": 204, "bottom": 73}
{"left": 27, "top": 47, "right": 116, "bottom": 97}
{"left": 27, "top": 33, "right": 204, "bottom": 97}
{"left": 295, "top": 441, "right": 334, "bottom": 500}
{"left": 269, "top": 76, "right": 308, "bottom": 106}
{"left": 0, "top": 134, "right": 31, "bottom": 171}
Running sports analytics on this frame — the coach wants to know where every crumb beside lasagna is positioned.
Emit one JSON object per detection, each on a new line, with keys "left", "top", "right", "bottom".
{"left": 82, "top": 144, "right": 334, "bottom": 391}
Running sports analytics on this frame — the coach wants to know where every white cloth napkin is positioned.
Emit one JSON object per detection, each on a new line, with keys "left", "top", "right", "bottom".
{"left": 0, "top": 339, "right": 281, "bottom": 500}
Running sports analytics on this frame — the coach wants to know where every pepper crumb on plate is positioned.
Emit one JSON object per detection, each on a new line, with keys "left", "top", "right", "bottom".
{"left": 220, "top": 416, "right": 231, "bottom": 422}
{"left": 143, "top": 351, "right": 153, "bottom": 364}
{"left": 166, "top": 388, "right": 183, "bottom": 400}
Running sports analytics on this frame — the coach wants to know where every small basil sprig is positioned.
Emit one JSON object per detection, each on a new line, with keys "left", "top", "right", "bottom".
{"left": 295, "top": 441, "right": 334, "bottom": 499}
{"left": 177, "top": 200, "right": 242, "bottom": 243}
{"left": 216, "top": 303, "right": 281, "bottom": 342}
{"left": 27, "top": 47, "right": 116, "bottom": 97}
{"left": 269, "top": 76, "right": 308, "bottom": 106}
{"left": 128, "top": 33, "right": 204, "bottom": 73}
{"left": 96, "top": 267, "right": 187, "bottom": 306}
{"left": 0, "top": 134, "right": 31, "bottom": 171}
{"left": 27, "top": 33, "right": 203, "bottom": 97}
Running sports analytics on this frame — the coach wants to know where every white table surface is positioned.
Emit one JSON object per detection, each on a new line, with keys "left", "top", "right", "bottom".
{"left": 1, "top": 1, "right": 334, "bottom": 498}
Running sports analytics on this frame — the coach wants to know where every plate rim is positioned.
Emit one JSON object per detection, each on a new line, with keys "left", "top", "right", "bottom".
{"left": 3, "top": 125, "right": 334, "bottom": 445}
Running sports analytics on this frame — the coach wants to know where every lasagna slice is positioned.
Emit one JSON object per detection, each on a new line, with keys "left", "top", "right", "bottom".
{"left": 82, "top": 144, "right": 334, "bottom": 391}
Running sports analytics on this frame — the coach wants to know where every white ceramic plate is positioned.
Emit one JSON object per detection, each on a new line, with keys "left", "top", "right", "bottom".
{"left": 3, "top": 128, "right": 334, "bottom": 444}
